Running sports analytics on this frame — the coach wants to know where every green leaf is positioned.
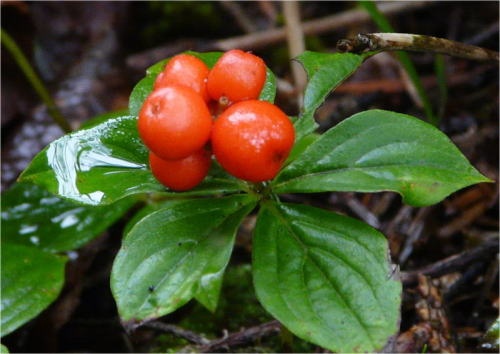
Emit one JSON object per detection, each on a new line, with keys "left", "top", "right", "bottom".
{"left": 253, "top": 201, "right": 401, "bottom": 353}
{"left": 1, "top": 183, "right": 135, "bottom": 252}
{"left": 165, "top": 161, "right": 248, "bottom": 197}
{"left": 0, "top": 344, "right": 8, "bottom": 353}
{"left": 120, "top": 162, "right": 249, "bottom": 237}
{"left": 19, "top": 115, "right": 246, "bottom": 205}
{"left": 128, "top": 75, "right": 156, "bottom": 118}
{"left": 111, "top": 194, "right": 257, "bottom": 322}
{"left": 1, "top": 243, "right": 66, "bottom": 337}
{"left": 293, "top": 112, "right": 319, "bottom": 143}
{"left": 259, "top": 66, "right": 277, "bottom": 104}
{"left": 285, "top": 132, "right": 320, "bottom": 166}
{"left": 19, "top": 115, "right": 162, "bottom": 205}
{"left": 79, "top": 109, "right": 130, "bottom": 130}
{"left": 480, "top": 317, "right": 499, "bottom": 352}
{"left": 274, "top": 109, "right": 490, "bottom": 206}
{"left": 294, "top": 51, "right": 365, "bottom": 139}
{"left": 128, "top": 51, "right": 277, "bottom": 117}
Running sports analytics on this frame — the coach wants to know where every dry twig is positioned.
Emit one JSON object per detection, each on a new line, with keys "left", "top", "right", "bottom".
{"left": 213, "top": 2, "right": 430, "bottom": 51}
{"left": 126, "top": 1, "right": 430, "bottom": 72}
{"left": 400, "top": 237, "right": 499, "bottom": 285}
{"left": 283, "top": 1, "right": 307, "bottom": 102}
{"left": 333, "top": 65, "right": 493, "bottom": 95}
{"left": 337, "top": 33, "right": 499, "bottom": 61}
{"left": 398, "top": 207, "right": 433, "bottom": 264}
{"left": 142, "top": 321, "right": 210, "bottom": 345}
{"left": 218, "top": 1, "right": 257, "bottom": 34}
{"left": 345, "top": 194, "right": 381, "bottom": 228}
{"left": 196, "top": 320, "right": 281, "bottom": 352}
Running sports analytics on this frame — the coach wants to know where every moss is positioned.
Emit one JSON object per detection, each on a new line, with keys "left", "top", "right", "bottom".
{"left": 179, "top": 264, "right": 272, "bottom": 334}
{"left": 149, "top": 263, "right": 319, "bottom": 352}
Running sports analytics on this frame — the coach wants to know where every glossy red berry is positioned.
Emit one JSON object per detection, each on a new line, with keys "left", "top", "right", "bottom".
{"left": 138, "top": 85, "right": 212, "bottom": 160}
{"left": 149, "top": 149, "right": 211, "bottom": 191}
{"left": 211, "top": 100, "right": 295, "bottom": 182}
{"left": 207, "top": 49, "right": 266, "bottom": 104}
{"left": 154, "top": 54, "right": 210, "bottom": 102}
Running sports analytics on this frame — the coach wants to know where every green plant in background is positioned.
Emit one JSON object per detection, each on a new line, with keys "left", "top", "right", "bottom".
{"left": 0, "top": 28, "right": 70, "bottom": 132}
{"left": 1, "top": 48, "right": 490, "bottom": 353}
{"left": 359, "top": 1, "right": 438, "bottom": 126}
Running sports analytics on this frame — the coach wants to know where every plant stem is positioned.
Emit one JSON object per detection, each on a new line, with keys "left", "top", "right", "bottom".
{"left": 337, "top": 32, "right": 500, "bottom": 61}
{"left": 1, "top": 28, "right": 72, "bottom": 133}
{"left": 434, "top": 54, "right": 448, "bottom": 119}
{"left": 283, "top": 1, "right": 307, "bottom": 109}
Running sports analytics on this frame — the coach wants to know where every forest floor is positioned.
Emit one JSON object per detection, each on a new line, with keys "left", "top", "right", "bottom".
{"left": 2, "top": 2, "right": 498, "bottom": 353}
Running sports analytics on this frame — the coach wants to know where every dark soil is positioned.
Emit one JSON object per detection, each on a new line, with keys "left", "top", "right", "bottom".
{"left": 2, "top": 2, "right": 498, "bottom": 353}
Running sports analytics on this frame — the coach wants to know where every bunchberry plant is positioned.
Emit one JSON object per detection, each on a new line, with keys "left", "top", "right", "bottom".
{"left": 2, "top": 50, "right": 490, "bottom": 353}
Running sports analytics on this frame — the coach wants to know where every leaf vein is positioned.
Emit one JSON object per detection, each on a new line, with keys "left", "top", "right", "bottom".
{"left": 267, "top": 203, "right": 376, "bottom": 346}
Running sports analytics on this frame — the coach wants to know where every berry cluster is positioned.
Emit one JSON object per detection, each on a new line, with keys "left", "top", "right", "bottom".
{"left": 138, "top": 50, "right": 295, "bottom": 191}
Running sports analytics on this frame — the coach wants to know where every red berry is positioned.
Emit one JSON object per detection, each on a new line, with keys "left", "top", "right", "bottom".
{"left": 154, "top": 54, "right": 210, "bottom": 102}
{"left": 149, "top": 149, "right": 211, "bottom": 191}
{"left": 138, "top": 85, "right": 212, "bottom": 160}
{"left": 211, "top": 100, "right": 295, "bottom": 182}
{"left": 207, "top": 49, "right": 266, "bottom": 104}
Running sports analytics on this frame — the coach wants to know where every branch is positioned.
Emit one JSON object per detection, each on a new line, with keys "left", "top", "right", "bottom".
{"left": 126, "top": 2, "right": 431, "bottom": 72}
{"left": 195, "top": 320, "right": 281, "bottom": 352}
{"left": 400, "top": 237, "right": 499, "bottom": 285}
{"left": 218, "top": 1, "right": 257, "bottom": 34}
{"left": 213, "top": 2, "right": 430, "bottom": 51}
{"left": 283, "top": 1, "right": 307, "bottom": 106}
{"left": 337, "top": 33, "right": 499, "bottom": 61}
{"left": 141, "top": 319, "right": 282, "bottom": 352}
{"left": 142, "top": 321, "right": 210, "bottom": 345}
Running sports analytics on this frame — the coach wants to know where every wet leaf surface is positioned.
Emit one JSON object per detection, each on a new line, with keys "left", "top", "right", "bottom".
{"left": 274, "top": 109, "right": 490, "bottom": 206}
{"left": 2, "top": 182, "right": 135, "bottom": 252}
{"left": 111, "top": 195, "right": 257, "bottom": 321}
{"left": 253, "top": 201, "right": 401, "bottom": 352}
{"left": 1, "top": 243, "right": 66, "bottom": 337}
{"left": 18, "top": 116, "right": 157, "bottom": 205}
